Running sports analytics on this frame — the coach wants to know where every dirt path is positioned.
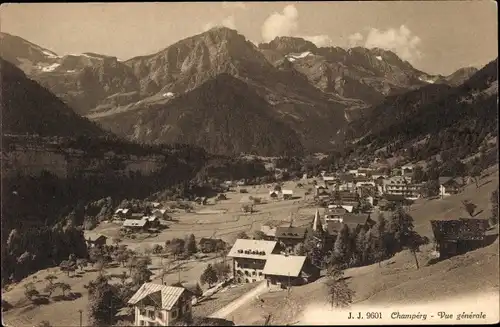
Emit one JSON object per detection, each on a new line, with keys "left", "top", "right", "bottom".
{"left": 209, "top": 281, "right": 268, "bottom": 319}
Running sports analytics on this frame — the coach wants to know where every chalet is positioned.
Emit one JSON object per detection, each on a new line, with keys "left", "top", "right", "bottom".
{"left": 114, "top": 208, "right": 131, "bottom": 220}
{"left": 269, "top": 190, "right": 279, "bottom": 200}
{"left": 322, "top": 176, "right": 336, "bottom": 186}
{"left": 260, "top": 225, "right": 277, "bottom": 240}
{"left": 401, "top": 164, "right": 414, "bottom": 176}
{"left": 282, "top": 189, "right": 294, "bottom": 200}
{"left": 86, "top": 235, "right": 107, "bottom": 248}
{"left": 275, "top": 227, "right": 307, "bottom": 249}
{"left": 315, "top": 185, "right": 329, "bottom": 197}
{"left": 130, "top": 213, "right": 145, "bottom": 220}
{"left": 354, "top": 177, "right": 375, "bottom": 188}
{"left": 324, "top": 206, "right": 347, "bottom": 222}
{"left": 334, "top": 190, "right": 359, "bottom": 205}
{"left": 337, "top": 174, "right": 356, "bottom": 192}
{"left": 263, "top": 255, "right": 320, "bottom": 288}
{"left": 227, "top": 239, "right": 278, "bottom": 284}
{"left": 198, "top": 238, "right": 226, "bottom": 253}
{"left": 325, "top": 213, "right": 375, "bottom": 236}
{"left": 152, "top": 209, "right": 170, "bottom": 220}
{"left": 430, "top": 218, "right": 490, "bottom": 259}
{"left": 127, "top": 283, "right": 193, "bottom": 326}
{"left": 439, "top": 177, "right": 461, "bottom": 198}
{"left": 123, "top": 219, "right": 150, "bottom": 231}
{"left": 142, "top": 216, "right": 160, "bottom": 228}
{"left": 383, "top": 176, "right": 421, "bottom": 199}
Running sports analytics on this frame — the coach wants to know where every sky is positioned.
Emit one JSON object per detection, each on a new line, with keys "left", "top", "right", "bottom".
{"left": 0, "top": 1, "right": 497, "bottom": 75}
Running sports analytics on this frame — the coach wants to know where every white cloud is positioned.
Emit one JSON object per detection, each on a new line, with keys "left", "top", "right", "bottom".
{"left": 301, "top": 35, "right": 334, "bottom": 47}
{"left": 261, "top": 5, "right": 334, "bottom": 48}
{"left": 222, "top": 2, "right": 247, "bottom": 10}
{"left": 222, "top": 15, "right": 236, "bottom": 29}
{"left": 261, "top": 4, "right": 299, "bottom": 42}
{"left": 363, "top": 25, "right": 422, "bottom": 61}
{"left": 348, "top": 32, "right": 364, "bottom": 47}
{"left": 202, "top": 15, "right": 236, "bottom": 32}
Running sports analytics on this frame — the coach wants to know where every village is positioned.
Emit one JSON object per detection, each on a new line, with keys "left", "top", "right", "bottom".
{"left": 2, "top": 160, "right": 498, "bottom": 327}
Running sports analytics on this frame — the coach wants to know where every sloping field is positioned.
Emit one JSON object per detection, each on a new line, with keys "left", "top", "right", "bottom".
{"left": 230, "top": 165, "right": 499, "bottom": 325}
{"left": 232, "top": 239, "right": 499, "bottom": 325}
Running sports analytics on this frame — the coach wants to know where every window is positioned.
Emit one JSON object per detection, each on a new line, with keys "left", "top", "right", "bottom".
{"left": 139, "top": 320, "right": 145, "bottom": 326}
{"left": 172, "top": 310, "right": 178, "bottom": 319}
{"left": 148, "top": 310, "right": 155, "bottom": 319}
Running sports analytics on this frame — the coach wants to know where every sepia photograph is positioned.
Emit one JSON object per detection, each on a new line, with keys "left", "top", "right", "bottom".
{"left": 0, "top": 1, "right": 498, "bottom": 326}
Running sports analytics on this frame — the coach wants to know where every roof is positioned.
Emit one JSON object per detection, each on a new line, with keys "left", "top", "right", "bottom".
{"left": 153, "top": 209, "right": 167, "bottom": 214}
{"left": 430, "top": 219, "right": 489, "bottom": 241}
{"left": 262, "top": 255, "right": 307, "bottom": 277}
{"left": 261, "top": 225, "right": 277, "bottom": 237}
{"left": 142, "top": 216, "right": 158, "bottom": 222}
{"left": 127, "top": 283, "right": 185, "bottom": 310}
{"left": 115, "top": 208, "right": 130, "bottom": 214}
{"left": 123, "top": 219, "right": 148, "bottom": 227}
{"left": 439, "top": 177, "right": 460, "bottom": 186}
{"left": 323, "top": 176, "right": 335, "bottom": 181}
{"left": 275, "top": 227, "right": 307, "bottom": 239}
{"left": 344, "top": 213, "right": 371, "bottom": 225}
{"left": 341, "top": 205, "right": 354, "bottom": 213}
{"left": 326, "top": 214, "right": 371, "bottom": 234}
{"left": 227, "top": 239, "right": 277, "bottom": 260}
{"left": 282, "top": 189, "right": 294, "bottom": 195}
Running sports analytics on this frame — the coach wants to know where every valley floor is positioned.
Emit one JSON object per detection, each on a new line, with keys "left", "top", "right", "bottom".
{"left": 2, "top": 165, "right": 498, "bottom": 326}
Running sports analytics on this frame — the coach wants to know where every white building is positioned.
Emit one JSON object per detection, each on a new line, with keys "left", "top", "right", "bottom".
{"left": 127, "top": 283, "right": 193, "bottom": 326}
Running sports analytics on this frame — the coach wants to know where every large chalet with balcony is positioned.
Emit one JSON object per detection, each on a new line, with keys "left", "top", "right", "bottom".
{"left": 127, "top": 283, "right": 192, "bottom": 326}
{"left": 275, "top": 226, "right": 308, "bottom": 250}
{"left": 227, "top": 239, "right": 278, "bottom": 284}
{"left": 430, "top": 218, "right": 491, "bottom": 259}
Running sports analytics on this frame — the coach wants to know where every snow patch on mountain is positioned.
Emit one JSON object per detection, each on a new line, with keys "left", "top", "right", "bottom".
{"left": 41, "top": 63, "right": 60, "bottom": 72}
{"left": 375, "top": 56, "right": 383, "bottom": 61}
{"left": 163, "top": 92, "right": 175, "bottom": 98}
{"left": 287, "top": 51, "right": 312, "bottom": 60}
{"left": 41, "top": 50, "right": 59, "bottom": 59}
{"left": 418, "top": 76, "right": 436, "bottom": 84}
{"left": 287, "top": 57, "right": 296, "bottom": 62}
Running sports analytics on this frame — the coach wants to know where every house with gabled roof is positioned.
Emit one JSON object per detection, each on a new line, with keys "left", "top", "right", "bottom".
{"left": 275, "top": 226, "right": 307, "bottom": 249}
{"left": 114, "top": 208, "right": 131, "bottom": 220}
{"left": 122, "top": 218, "right": 150, "bottom": 231}
{"left": 127, "top": 282, "right": 193, "bottom": 326}
{"left": 227, "top": 239, "right": 278, "bottom": 284}
{"left": 439, "top": 177, "right": 461, "bottom": 198}
{"left": 430, "top": 218, "right": 490, "bottom": 259}
{"left": 325, "top": 213, "right": 375, "bottom": 236}
{"left": 263, "top": 254, "right": 320, "bottom": 288}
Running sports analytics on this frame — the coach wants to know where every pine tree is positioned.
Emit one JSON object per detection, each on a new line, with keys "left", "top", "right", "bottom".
{"left": 371, "top": 214, "right": 389, "bottom": 265}
{"left": 362, "top": 230, "right": 373, "bottom": 264}
{"left": 490, "top": 188, "right": 499, "bottom": 226}
{"left": 333, "top": 225, "right": 351, "bottom": 267}
{"left": 354, "top": 229, "right": 366, "bottom": 266}
{"left": 388, "top": 207, "right": 415, "bottom": 251}
{"left": 184, "top": 234, "right": 197, "bottom": 256}
{"left": 325, "top": 264, "right": 355, "bottom": 308}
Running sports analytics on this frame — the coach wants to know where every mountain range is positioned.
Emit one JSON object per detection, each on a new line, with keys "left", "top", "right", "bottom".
{"left": 0, "top": 58, "right": 106, "bottom": 138}
{"left": 0, "top": 28, "right": 490, "bottom": 156}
